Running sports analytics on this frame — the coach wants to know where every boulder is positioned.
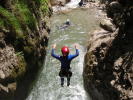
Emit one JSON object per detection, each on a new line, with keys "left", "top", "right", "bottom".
{"left": 50, "top": 0, "right": 71, "bottom": 6}
{"left": 84, "top": 0, "right": 133, "bottom": 100}
{"left": 106, "top": 1, "right": 122, "bottom": 18}
{"left": 100, "top": 19, "right": 116, "bottom": 32}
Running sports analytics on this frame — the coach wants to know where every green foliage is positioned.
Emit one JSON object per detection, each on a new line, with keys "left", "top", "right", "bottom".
{"left": 0, "top": 0, "right": 49, "bottom": 36}
{"left": 34, "top": 0, "right": 48, "bottom": 5}
{"left": 0, "top": 18, "right": 4, "bottom": 28}
{"left": 40, "top": 0, "right": 49, "bottom": 14}
{"left": 0, "top": 6, "right": 23, "bottom": 38}
{"left": 24, "top": 46, "right": 34, "bottom": 55}
{"left": 0, "top": 0, "right": 50, "bottom": 80}
{"left": 12, "top": 52, "right": 26, "bottom": 78}
{"left": 16, "top": 51, "right": 24, "bottom": 57}
{"left": 15, "top": 1, "right": 37, "bottom": 31}
{"left": 10, "top": 50, "right": 26, "bottom": 78}
{"left": 34, "top": 0, "right": 49, "bottom": 14}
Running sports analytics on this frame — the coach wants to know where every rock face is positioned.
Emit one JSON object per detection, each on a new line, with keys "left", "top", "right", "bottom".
{"left": 0, "top": 0, "right": 51, "bottom": 99}
{"left": 50, "top": 0, "right": 71, "bottom": 6}
{"left": 100, "top": 19, "right": 116, "bottom": 32}
{"left": 84, "top": 0, "right": 133, "bottom": 100}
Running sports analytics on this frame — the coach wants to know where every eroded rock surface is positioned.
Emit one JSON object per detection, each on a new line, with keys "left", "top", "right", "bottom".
{"left": 50, "top": 0, "right": 71, "bottom": 6}
{"left": 0, "top": 0, "right": 51, "bottom": 99}
{"left": 84, "top": 0, "right": 133, "bottom": 100}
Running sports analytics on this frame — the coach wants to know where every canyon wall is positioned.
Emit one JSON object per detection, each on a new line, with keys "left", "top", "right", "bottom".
{"left": 0, "top": 0, "right": 52, "bottom": 99}
{"left": 84, "top": 0, "right": 133, "bottom": 100}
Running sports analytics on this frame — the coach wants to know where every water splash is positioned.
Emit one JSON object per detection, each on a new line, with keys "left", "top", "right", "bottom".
{"left": 53, "top": 0, "right": 81, "bottom": 12}
{"left": 66, "top": 0, "right": 81, "bottom": 8}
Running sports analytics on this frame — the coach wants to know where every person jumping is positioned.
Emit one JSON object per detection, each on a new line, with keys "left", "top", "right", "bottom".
{"left": 51, "top": 44, "right": 79, "bottom": 87}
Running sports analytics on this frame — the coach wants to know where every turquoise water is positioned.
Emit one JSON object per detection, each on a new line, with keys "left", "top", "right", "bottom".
{"left": 26, "top": 7, "right": 101, "bottom": 100}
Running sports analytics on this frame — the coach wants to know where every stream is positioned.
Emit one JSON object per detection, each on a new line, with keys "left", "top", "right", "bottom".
{"left": 26, "top": 2, "right": 102, "bottom": 100}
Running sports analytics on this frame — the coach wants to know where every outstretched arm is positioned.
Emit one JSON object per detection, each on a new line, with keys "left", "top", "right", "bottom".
{"left": 51, "top": 44, "right": 60, "bottom": 60}
{"left": 69, "top": 44, "right": 79, "bottom": 60}
{"left": 74, "top": 44, "right": 79, "bottom": 56}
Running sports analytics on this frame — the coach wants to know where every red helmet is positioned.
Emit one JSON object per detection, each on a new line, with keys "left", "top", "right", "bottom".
{"left": 61, "top": 46, "right": 69, "bottom": 55}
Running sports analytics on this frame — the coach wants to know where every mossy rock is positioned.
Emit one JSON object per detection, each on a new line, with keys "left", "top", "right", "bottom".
{"left": 23, "top": 46, "right": 34, "bottom": 55}
{"left": 26, "top": 38, "right": 36, "bottom": 46}
{"left": 10, "top": 54, "right": 26, "bottom": 79}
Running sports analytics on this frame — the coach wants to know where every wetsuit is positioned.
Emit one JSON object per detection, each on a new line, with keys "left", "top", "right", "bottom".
{"left": 51, "top": 48, "right": 79, "bottom": 86}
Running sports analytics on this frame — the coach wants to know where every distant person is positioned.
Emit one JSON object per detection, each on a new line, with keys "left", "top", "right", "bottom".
{"left": 51, "top": 44, "right": 79, "bottom": 87}
{"left": 58, "top": 1, "right": 64, "bottom": 6}
{"left": 79, "top": 0, "right": 84, "bottom": 6}
{"left": 79, "top": 0, "right": 86, "bottom": 6}
{"left": 57, "top": 19, "right": 71, "bottom": 30}
{"left": 64, "top": 19, "right": 71, "bottom": 26}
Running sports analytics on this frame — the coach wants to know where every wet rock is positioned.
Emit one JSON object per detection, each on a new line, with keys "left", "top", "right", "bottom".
{"left": 0, "top": 0, "right": 51, "bottom": 98}
{"left": 100, "top": 19, "right": 116, "bottom": 32}
{"left": 8, "top": 82, "right": 17, "bottom": 93}
{"left": 0, "top": 46, "right": 25, "bottom": 81}
{"left": 84, "top": 0, "right": 133, "bottom": 100}
{"left": 0, "top": 82, "right": 17, "bottom": 98}
{"left": 99, "top": 0, "right": 106, "bottom": 4}
{"left": 0, "top": 84, "right": 8, "bottom": 93}
{"left": 84, "top": 28, "right": 120, "bottom": 100}
{"left": 0, "top": 71, "right": 5, "bottom": 79}
{"left": 50, "top": 0, "right": 71, "bottom": 6}
{"left": 107, "top": 1, "right": 123, "bottom": 18}
{"left": 0, "top": 40, "right": 5, "bottom": 48}
{"left": 0, "top": 32, "right": 6, "bottom": 48}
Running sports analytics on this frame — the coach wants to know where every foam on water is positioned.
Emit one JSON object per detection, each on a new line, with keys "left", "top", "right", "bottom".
{"left": 53, "top": 0, "right": 81, "bottom": 12}
{"left": 66, "top": 0, "right": 81, "bottom": 8}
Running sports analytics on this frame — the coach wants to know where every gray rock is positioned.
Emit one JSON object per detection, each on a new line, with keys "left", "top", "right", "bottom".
{"left": 0, "top": 84, "right": 9, "bottom": 93}
{"left": 100, "top": 19, "right": 116, "bottom": 32}
{"left": 84, "top": 0, "right": 133, "bottom": 100}
{"left": 8, "top": 82, "right": 17, "bottom": 92}
{"left": 0, "top": 71, "right": 5, "bottom": 79}
{"left": 50, "top": 0, "right": 71, "bottom": 6}
{"left": 107, "top": 1, "right": 122, "bottom": 18}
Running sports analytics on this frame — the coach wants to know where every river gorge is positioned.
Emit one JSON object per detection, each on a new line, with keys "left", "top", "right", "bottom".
{"left": 0, "top": 0, "right": 133, "bottom": 100}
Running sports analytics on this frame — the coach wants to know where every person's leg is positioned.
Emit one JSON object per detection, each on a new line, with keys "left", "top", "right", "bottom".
{"left": 59, "top": 70, "right": 65, "bottom": 87}
{"left": 67, "top": 76, "right": 70, "bottom": 86}
{"left": 67, "top": 70, "right": 72, "bottom": 86}
{"left": 61, "top": 77, "right": 64, "bottom": 87}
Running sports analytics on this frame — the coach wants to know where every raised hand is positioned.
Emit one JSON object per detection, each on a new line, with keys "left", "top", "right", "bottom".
{"left": 52, "top": 44, "right": 56, "bottom": 49}
{"left": 74, "top": 43, "right": 79, "bottom": 49}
